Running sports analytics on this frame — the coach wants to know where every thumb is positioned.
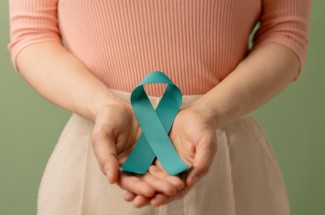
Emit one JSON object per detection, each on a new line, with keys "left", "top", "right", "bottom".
{"left": 92, "top": 131, "right": 120, "bottom": 184}
{"left": 186, "top": 140, "right": 217, "bottom": 187}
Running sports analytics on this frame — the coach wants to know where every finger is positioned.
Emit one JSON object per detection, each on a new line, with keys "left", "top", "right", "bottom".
{"left": 152, "top": 160, "right": 186, "bottom": 189}
{"left": 118, "top": 173, "right": 155, "bottom": 198}
{"left": 154, "top": 159, "right": 165, "bottom": 171}
{"left": 150, "top": 193, "right": 170, "bottom": 207}
{"left": 186, "top": 139, "right": 217, "bottom": 187}
{"left": 123, "top": 191, "right": 136, "bottom": 202}
{"left": 149, "top": 165, "right": 185, "bottom": 190}
{"left": 142, "top": 173, "right": 177, "bottom": 196}
{"left": 150, "top": 186, "right": 191, "bottom": 207}
{"left": 92, "top": 131, "right": 119, "bottom": 184}
{"left": 117, "top": 150, "right": 132, "bottom": 165}
{"left": 133, "top": 195, "right": 151, "bottom": 208}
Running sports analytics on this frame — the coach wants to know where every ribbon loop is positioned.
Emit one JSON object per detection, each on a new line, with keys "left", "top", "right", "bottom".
{"left": 120, "top": 71, "right": 190, "bottom": 175}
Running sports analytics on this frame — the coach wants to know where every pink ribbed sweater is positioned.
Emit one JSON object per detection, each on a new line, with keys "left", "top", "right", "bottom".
{"left": 8, "top": 0, "right": 310, "bottom": 97}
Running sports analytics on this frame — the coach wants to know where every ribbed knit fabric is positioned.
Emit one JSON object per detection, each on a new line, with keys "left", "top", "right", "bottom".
{"left": 8, "top": 0, "right": 310, "bottom": 97}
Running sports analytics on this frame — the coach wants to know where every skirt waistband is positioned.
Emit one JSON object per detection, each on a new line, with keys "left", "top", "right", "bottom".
{"left": 108, "top": 88, "right": 205, "bottom": 109}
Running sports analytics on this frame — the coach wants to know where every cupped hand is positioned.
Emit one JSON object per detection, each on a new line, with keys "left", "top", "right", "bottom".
{"left": 124, "top": 103, "right": 218, "bottom": 207}
{"left": 91, "top": 97, "right": 185, "bottom": 200}
{"left": 91, "top": 98, "right": 140, "bottom": 183}
{"left": 169, "top": 103, "right": 218, "bottom": 187}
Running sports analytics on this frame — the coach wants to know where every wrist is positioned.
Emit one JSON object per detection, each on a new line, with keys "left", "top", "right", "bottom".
{"left": 87, "top": 90, "right": 123, "bottom": 122}
{"left": 188, "top": 92, "right": 248, "bottom": 129}
{"left": 187, "top": 96, "right": 219, "bottom": 129}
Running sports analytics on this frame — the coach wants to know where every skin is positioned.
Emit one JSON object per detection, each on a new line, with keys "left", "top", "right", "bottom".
{"left": 91, "top": 99, "right": 185, "bottom": 199}
{"left": 15, "top": 41, "right": 184, "bottom": 200}
{"left": 16, "top": 41, "right": 300, "bottom": 208}
{"left": 120, "top": 42, "right": 301, "bottom": 207}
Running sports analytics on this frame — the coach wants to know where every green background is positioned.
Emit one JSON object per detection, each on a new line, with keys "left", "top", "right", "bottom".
{"left": 1, "top": 1, "right": 324, "bottom": 214}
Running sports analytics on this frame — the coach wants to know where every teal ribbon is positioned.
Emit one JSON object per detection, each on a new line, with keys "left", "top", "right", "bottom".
{"left": 120, "top": 71, "right": 190, "bottom": 176}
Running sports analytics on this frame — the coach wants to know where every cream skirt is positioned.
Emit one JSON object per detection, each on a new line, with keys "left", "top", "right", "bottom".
{"left": 37, "top": 88, "right": 290, "bottom": 215}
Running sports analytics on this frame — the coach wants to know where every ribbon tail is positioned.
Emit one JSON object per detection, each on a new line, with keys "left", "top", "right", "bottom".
{"left": 120, "top": 134, "right": 155, "bottom": 174}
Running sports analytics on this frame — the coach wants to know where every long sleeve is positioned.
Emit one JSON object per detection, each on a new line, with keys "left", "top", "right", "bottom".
{"left": 8, "top": 0, "right": 61, "bottom": 72}
{"left": 252, "top": 0, "right": 311, "bottom": 81}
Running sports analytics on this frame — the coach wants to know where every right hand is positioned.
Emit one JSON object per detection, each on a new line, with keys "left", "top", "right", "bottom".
{"left": 91, "top": 97, "right": 140, "bottom": 183}
{"left": 91, "top": 97, "right": 185, "bottom": 201}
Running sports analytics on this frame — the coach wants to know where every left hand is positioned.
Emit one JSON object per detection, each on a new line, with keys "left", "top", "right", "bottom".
{"left": 123, "top": 102, "right": 218, "bottom": 207}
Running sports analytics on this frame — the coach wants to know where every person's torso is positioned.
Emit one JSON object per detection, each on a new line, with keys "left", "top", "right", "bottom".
{"left": 57, "top": 0, "right": 261, "bottom": 96}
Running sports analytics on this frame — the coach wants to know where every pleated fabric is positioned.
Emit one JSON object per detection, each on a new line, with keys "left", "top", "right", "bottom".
{"left": 37, "top": 89, "right": 289, "bottom": 215}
